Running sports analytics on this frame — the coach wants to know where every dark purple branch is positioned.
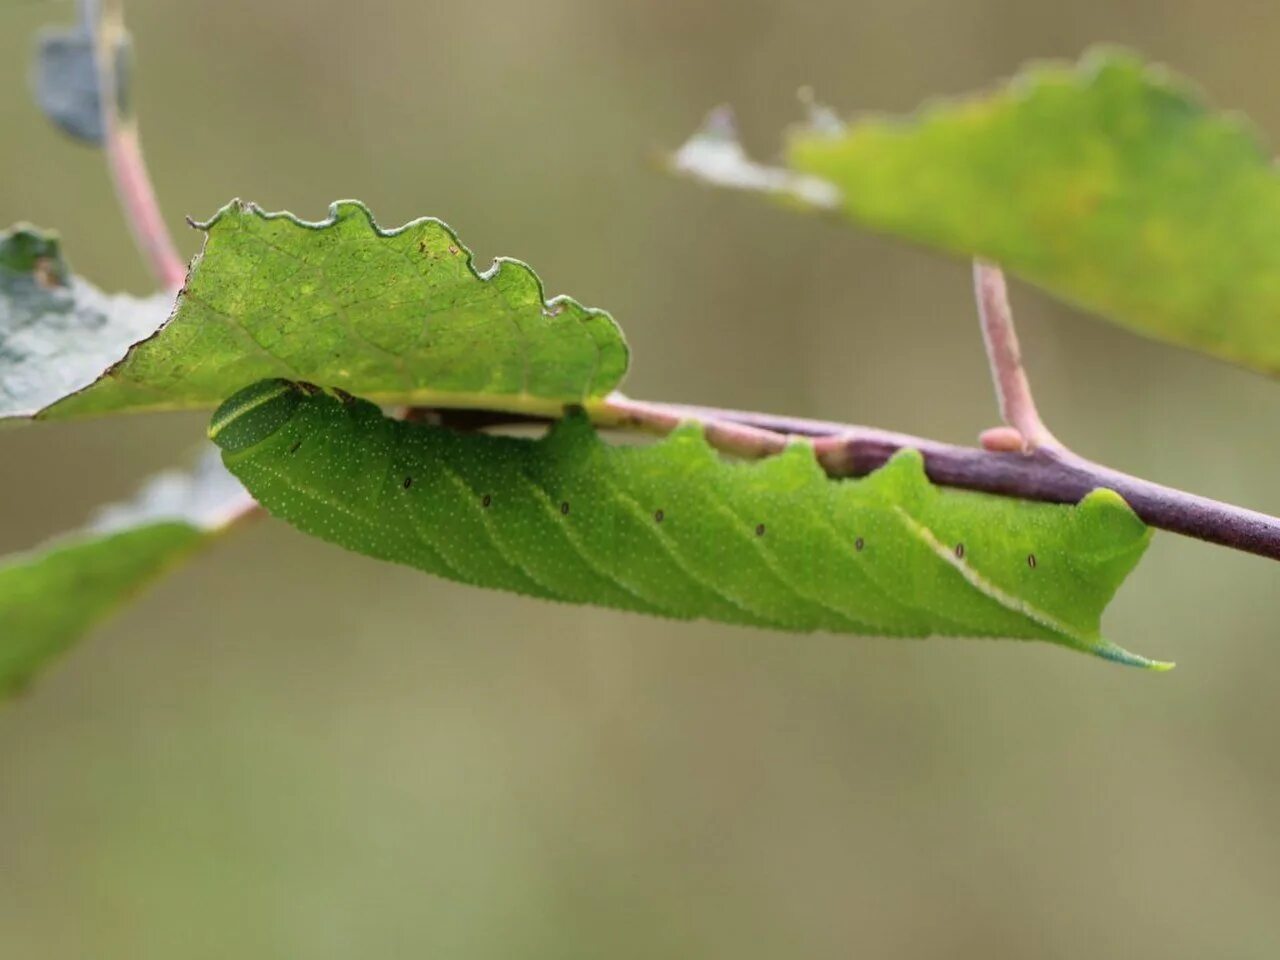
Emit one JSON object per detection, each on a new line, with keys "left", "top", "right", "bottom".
{"left": 408, "top": 395, "right": 1280, "bottom": 560}
{"left": 641, "top": 400, "right": 1280, "bottom": 561}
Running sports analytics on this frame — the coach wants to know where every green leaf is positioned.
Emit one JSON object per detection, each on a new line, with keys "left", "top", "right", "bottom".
{"left": 675, "top": 49, "right": 1280, "bottom": 375}
{"left": 0, "top": 223, "right": 171, "bottom": 419}
{"left": 210, "top": 380, "right": 1165, "bottom": 669}
{"left": 0, "top": 451, "right": 253, "bottom": 697}
{"left": 41, "top": 200, "right": 630, "bottom": 420}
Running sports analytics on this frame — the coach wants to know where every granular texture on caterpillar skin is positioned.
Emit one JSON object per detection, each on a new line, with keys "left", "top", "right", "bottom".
{"left": 211, "top": 380, "right": 1165, "bottom": 669}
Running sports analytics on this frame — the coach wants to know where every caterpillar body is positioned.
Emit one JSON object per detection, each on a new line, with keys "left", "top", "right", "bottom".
{"left": 210, "top": 379, "right": 1162, "bottom": 668}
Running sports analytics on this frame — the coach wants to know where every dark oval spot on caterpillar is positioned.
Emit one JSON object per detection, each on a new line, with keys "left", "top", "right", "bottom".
{"left": 288, "top": 439, "right": 302, "bottom": 454}
{"left": 482, "top": 494, "right": 492, "bottom": 508}
{"left": 402, "top": 476, "right": 413, "bottom": 489}
{"left": 333, "top": 388, "right": 357, "bottom": 405}
{"left": 855, "top": 537, "right": 864, "bottom": 552}
{"left": 654, "top": 509, "right": 665, "bottom": 523}
{"left": 954, "top": 543, "right": 965, "bottom": 560}
{"left": 1027, "top": 553, "right": 1037, "bottom": 569}
{"left": 755, "top": 523, "right": 766, "bottom": 537}
{"left": 560, "top": 501, "right": 571, "bottom": 515}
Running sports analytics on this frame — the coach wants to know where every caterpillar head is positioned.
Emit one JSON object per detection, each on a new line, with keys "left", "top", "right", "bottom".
{"left": 208, "top": 379, "right": 306, "bottom": 452}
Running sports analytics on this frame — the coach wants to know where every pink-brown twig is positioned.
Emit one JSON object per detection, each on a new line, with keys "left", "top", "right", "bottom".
{"left": 973, "top": 260, "right": 1058, "bottom": 452}
{"left": 92, "top": 0, "right": 186, "bottom": 291}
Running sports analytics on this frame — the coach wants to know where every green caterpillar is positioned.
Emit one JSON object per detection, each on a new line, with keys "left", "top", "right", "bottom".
{"left": 210, "top": 379, "right": 1164, "bottom": 669}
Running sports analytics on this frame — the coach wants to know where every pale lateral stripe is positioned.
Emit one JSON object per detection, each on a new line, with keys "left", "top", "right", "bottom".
{"left": 890, "top": 505, "right": 1086, "bottom": 646}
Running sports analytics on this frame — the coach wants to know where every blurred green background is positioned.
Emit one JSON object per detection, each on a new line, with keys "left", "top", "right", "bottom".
{"left": 4, "top": 1, "right": 1280, "bottom": 957}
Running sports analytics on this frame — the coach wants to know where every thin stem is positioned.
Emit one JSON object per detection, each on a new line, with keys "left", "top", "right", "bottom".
{"left": 973, "top": 260, "right": 1058, "bottom": 451}
{"left": 598, "top": 395, "right": 1280, "bottom": 562}
{"left": 92, "top": 0, "right": 186, "bottom": 291}
{"left": 413, "top": 393, "right": 1280, "bottom": 559}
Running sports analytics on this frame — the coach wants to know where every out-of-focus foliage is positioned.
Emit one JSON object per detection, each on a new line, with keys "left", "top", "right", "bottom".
{"left": 0, "top": 450, "right": 251, "bottom": 695}
{"left": 0, "top": 223, "right": 169, "bottom": 419}
{"left": 676, "top": 49, "right": 1280, "bottom": 376}
{"left": 30, "top": 0, "right": 131, "bottom": 145}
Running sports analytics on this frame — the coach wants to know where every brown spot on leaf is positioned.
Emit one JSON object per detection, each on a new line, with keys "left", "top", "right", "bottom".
{"left": 32, "top": 257, "right": 62, "bottom": 290}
